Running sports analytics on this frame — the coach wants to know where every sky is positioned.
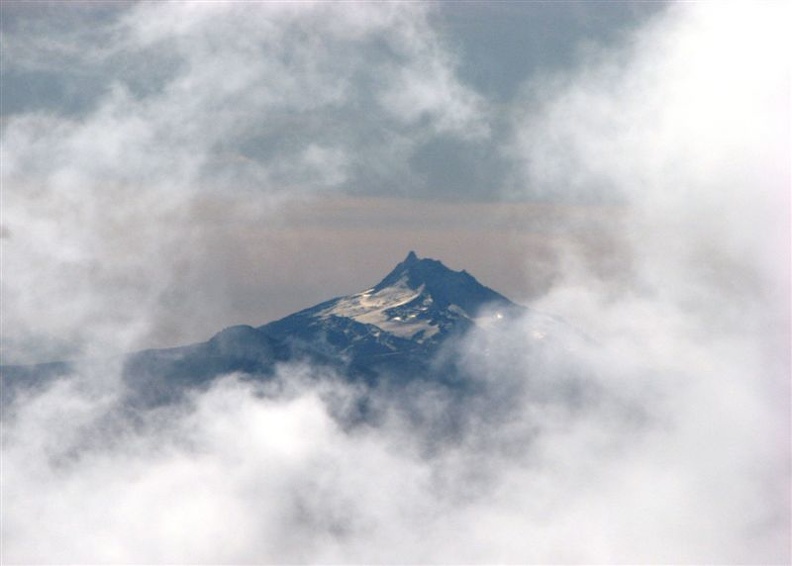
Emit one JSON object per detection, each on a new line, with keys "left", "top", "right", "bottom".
{"left": 1, "top": 1, "right": 790, "bottom": 564}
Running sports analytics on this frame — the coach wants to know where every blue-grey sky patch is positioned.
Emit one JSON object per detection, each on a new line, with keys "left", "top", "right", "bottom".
{"left": 434, "top": 1, "right": 668, "bottom": 101}
{"left": 1, "top": 1, "right": 665, "bottom": 202}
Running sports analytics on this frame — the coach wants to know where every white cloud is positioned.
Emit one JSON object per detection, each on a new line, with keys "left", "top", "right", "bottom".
{"left": 500, "top": 1, "right": 790, "bottom": 561}
{"left": 2, "top": 2, "right": 789, "bottom": 564}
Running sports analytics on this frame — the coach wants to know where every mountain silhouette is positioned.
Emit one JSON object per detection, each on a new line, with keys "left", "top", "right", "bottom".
{"left": 2, "top": 253, "right": 565, "bottom": 407}
{"left": 261, "top": 251, "right": 522, "bottom": 378}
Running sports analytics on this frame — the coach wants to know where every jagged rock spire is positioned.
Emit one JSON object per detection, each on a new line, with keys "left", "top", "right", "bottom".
{"left": 372, "top": 252, "right": 515, "bottom": 312}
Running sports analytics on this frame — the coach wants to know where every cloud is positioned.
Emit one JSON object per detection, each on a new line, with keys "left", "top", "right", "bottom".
{"left": 3, "top": 314, "right": 783, "bottom": 563}
{"left": 2, "top": 1, "right": 789, "bottom": 564}
{"left": 499, "top": 1, "right": 790, "bottom": 561}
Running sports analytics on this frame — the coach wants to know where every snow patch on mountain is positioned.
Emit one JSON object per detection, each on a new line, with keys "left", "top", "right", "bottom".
{"left": 314, "top": 274, "right": 440, "bottom": 341}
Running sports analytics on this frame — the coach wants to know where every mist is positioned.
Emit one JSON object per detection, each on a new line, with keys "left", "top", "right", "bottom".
{"left": 2, "top": 2, "right": 789, "bottom": 564}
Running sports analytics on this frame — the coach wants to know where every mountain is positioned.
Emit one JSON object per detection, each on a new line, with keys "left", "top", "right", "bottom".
{"left": 2, "top": 252, "right": 566, "bottom": 406}
{"left": 261, "top": 251, "right": 523, "bottom": 377}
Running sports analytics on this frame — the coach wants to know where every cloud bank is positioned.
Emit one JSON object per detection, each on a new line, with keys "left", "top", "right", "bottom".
{"left": 2, "top": 2, "right": 789, "bottom": 564}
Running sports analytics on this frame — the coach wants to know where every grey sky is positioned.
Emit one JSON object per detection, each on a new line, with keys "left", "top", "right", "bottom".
{"left": 435, "top": 1, "right": 665, "bottom": 100}
{"left": 1, "top": 2, "right": 665, "bottom": 111}
{"left": 1, "top": 1, "right": 666, "bottom": 202}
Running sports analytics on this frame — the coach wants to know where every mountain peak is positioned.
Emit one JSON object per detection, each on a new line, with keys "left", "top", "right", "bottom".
{"left": 262, "top": 252, "right": 522, "bottom": 360}
{"left": 371, "top": 252, "right": 514, "bottom": 314}
{"left": 373, "top": 252, "right": 447, "bottom": 293}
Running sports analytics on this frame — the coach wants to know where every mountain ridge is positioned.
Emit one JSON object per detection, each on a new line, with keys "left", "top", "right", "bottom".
{"left": 1, "top": 253, "right": 553, "bottom": 406}
{"left": 260, "top": 252, "right": 523, "bottom": 365}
